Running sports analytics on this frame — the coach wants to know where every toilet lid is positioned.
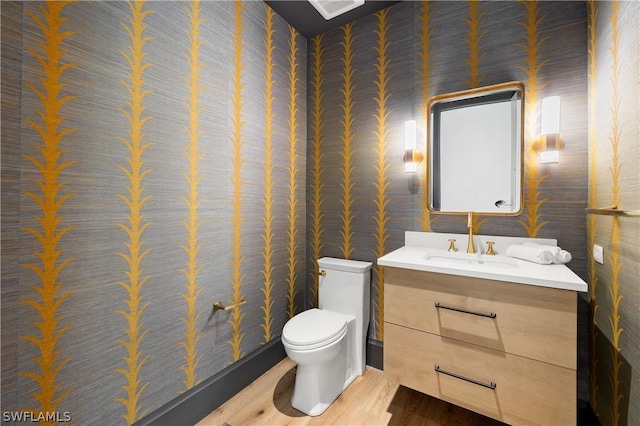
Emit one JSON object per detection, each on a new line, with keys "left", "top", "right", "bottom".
{"left": 282, "top": 309, "right": 347, "bottom": 347}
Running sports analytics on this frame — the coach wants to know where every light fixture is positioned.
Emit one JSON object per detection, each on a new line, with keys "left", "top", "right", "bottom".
{"left": 403, "top": 119, "right": 423, "bottom": 173}
{"left": 309, "top": 0, "right": 365, "bottom": 21}
{"left": 538, "top": 96, "right": 562, "bottom": 164}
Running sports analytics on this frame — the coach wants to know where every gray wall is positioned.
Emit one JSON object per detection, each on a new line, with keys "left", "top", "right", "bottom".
{"left": 305, "top": 1, "right": 588, "bottom": 346}
{"left": 589, "top": 2, "right": 639, "bottom": 425}
{"left": 1, "top": 1, "right": 306, "bottom": 423}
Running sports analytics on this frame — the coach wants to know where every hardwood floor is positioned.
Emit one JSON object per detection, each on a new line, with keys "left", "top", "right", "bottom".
{"left": 197, "top": 358, "right": 505, "bottom": 425}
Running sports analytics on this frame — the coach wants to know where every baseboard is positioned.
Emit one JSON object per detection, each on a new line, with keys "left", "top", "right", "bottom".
{"left": 366, "top": 339, "right": 383, "bottom": 370}
{"left": 133, "top": 339, "right": 286, "bottom": 426}
{"left": 577, "top": 399, "right": 600, "bottom": 426}
{"left": 135, "top": 338, "right": 383, "bottom": 426}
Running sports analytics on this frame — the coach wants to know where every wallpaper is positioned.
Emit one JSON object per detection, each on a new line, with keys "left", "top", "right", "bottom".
{"left": 588, "top": 1, "right": 639, "bottom": 425}
{"left": 1, "top": 0, "right": 306, "bottom": 423}
{"left": 3, "top": 0, "right": 638, "bottom": 425}
{"left": 305, "top": 0, "right": 588, "bottom": 348}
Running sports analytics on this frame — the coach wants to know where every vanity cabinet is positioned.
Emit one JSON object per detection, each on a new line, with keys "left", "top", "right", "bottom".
{"left": 383, "top": 267, "right": 577, "bottom": 426}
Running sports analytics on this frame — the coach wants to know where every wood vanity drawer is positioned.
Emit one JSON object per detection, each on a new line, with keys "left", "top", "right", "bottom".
{"left": 384, "top": 267, "right": 577, "bottom": 369}
{"left": 384, "top": 323, "right": 576, "bottom": 426}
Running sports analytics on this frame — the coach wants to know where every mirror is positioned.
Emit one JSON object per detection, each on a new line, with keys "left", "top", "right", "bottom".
{"left": 427, "top": 81, "right": 524, "bottom": 215}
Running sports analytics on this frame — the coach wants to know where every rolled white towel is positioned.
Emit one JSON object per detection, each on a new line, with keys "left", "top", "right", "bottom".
{"left": 505, "top": 244, "right": 554, "bottom": 264}
{"left": 522, "top": 242, "right": 572, "bottom": 264}
{"left": 555, "top": 250, "right": 572, "bottom": 264}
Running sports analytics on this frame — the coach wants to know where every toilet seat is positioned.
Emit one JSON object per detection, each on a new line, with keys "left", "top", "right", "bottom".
{"left": 282, "top": 309, "right": 347, "bottom": 350}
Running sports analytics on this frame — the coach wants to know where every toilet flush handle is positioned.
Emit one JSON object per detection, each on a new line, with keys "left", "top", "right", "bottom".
{"left": 318, "top": 270, "right": 326, "bottom": 277}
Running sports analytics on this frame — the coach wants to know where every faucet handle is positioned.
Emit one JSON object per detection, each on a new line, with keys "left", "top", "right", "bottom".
{"left": 447, "top": 239, "right": 458, "bottom": 252}
{"left": 486, "top": 241, "right": 497, "bottom": 255}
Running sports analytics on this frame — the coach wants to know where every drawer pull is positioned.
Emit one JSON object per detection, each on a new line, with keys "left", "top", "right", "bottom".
{"left": 434, "top": 364, "right": 497, "bottom": 390}
{"left": 434, "top": 302, "right": 496, "bottom": 319}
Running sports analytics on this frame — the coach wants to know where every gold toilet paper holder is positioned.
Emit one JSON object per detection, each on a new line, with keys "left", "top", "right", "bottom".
{"left": 213, "top": 299, "right": 246, "bottom": 312}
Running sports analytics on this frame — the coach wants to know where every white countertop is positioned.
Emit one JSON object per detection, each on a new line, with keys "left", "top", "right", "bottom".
{"left": 377, "top": 232, "right": 588, "bottom": 293}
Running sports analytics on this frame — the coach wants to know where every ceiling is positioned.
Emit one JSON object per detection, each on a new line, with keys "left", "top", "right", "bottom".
{"left": 264, "top": 1, "right": 401, "bottom": 38}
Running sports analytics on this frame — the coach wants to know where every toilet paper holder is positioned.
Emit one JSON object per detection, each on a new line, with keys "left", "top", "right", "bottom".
{"left": 213, "top": 299, "right": 246, "bottom": 312}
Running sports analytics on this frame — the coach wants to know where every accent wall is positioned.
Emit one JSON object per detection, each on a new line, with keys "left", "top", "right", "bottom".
{"left": 1, "top": 1, "right": 306, "bottom": 423}
{"left": 306, "top": 0, "right": 588, "bottom": 363}
{"left": 588, "top": 2, "right": 639, "bottom": 425}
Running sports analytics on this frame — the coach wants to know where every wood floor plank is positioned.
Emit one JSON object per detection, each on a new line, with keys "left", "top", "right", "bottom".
{"left": 197, "top": 358, "right": 506, "bottom": 426}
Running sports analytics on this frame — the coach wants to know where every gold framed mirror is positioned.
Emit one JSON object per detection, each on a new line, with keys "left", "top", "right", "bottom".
{"left": 427, "top": 81, "right": 525, "bottom": 216}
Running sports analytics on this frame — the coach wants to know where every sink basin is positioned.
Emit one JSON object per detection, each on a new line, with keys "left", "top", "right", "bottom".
{"left": 422, "top": 251, "right": 518, "bottom": 270}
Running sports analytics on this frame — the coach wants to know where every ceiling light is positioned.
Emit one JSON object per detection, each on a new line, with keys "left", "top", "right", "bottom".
{"left": 309, "top": 0, "right": 365, "bottom": 20}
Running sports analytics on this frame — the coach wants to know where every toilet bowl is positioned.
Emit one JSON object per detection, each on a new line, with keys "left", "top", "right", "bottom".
{"left": 282, "top": 308, "right": 351, "bottom": 416}
{"left": 282, "top": 257, "right": 372, "bottom": 416}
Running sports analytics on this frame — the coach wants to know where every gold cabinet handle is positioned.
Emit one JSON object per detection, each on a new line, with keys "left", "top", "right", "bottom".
{"left": 213, "top": 299, "right": 246, "bottom": 312}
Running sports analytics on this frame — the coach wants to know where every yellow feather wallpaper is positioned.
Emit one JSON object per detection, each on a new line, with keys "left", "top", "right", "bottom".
{"left": 179, "top": 0, "right": 204, "bottom": 391}
{"left": 308, "top": 2, "right": 634, "bottom": 424}
{"left": 4, "top": 0, "right": 307, "bottom": 421}
{"left": 260, "top": 5, "right": 276, "bottom": 343}
{"left": 228, "top": 0, "right": 247, "bottom": 363}
{"left": 417, "top": 0, "right": 434, "bottom": 233}
{"left": 286, "top": 26, "right": 300, "bottom": 319}
{"left": 308, "top": 34, "right": 325, "bottom": 308}
{"left": 463, "top": 0, "right": 486, "bottom": 89}
{"left": 606, "top": 3, "right": 623, "bottom": 423}
{"left": 21, "top": 2, "right": 76, "bottom": 422}
{"left": 589, "top": 2, "right": 638, "bottom": 425}
{"left": 517, "top": 0, "right": 549, "bottom": 238}
{"left": 371, "top": 9, "right": 391, "bottom": 342}
{"left": 2, "top": 1, "right": 638, "bottom": 424}
{"left": 587, "top": 0, "right": 600, "bottom": 414}
{"left": 114, "top": 1, "right": 154, "bottom": 421}
{"left": 338, "top": 22, "right": 356, "bottom": 261}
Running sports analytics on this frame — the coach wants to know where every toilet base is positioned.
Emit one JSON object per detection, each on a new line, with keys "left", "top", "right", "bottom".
{"left": 285, "top": 311, "right": 367, "bottom": 417}
{"left": 290, "top": 339, "right": 356, "bottom": 416}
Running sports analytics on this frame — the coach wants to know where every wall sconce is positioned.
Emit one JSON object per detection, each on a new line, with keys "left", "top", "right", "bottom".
{"left": 537, "top": 96, "right": 563, "bottom": 164}
{"left": 403, "top": 119, "right": 423, "bottom": 173}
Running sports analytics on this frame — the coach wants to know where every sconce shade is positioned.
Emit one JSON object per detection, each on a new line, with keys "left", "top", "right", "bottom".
{"left": 404, "top": 120, "right": 417, "bottom": 150}
{"left": 403, "top": 120, "right": 422, "bottom": 173}
{"left": 541, "top": 96, "right": 561, "bottom": 135}
{"left": 537, "top": 96, "right": 562, "bottom": 163}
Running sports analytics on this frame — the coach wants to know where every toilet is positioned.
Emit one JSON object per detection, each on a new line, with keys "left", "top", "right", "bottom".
{"left": 281, "top": 257, "right": 372, "bottom": 416}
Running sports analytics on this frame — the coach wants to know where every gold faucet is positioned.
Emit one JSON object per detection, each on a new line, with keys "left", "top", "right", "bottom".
{"left": 466, "top": 211, "right": 476, "bottom": 254}
{"left": 486, "top": 241, "right": 496, "bottom": 255}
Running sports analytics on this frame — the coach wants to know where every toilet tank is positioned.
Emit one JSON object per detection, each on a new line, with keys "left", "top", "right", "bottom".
{"left": 318, "top": 257, "right": 372, "bottom": 378}
{"left": 317, "top": 257, "right": 372, "bottom": 324}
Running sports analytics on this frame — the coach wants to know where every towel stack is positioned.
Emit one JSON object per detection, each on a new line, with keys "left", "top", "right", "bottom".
{"left": 505, "top": 242, "right": 572, "bottom": 265}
